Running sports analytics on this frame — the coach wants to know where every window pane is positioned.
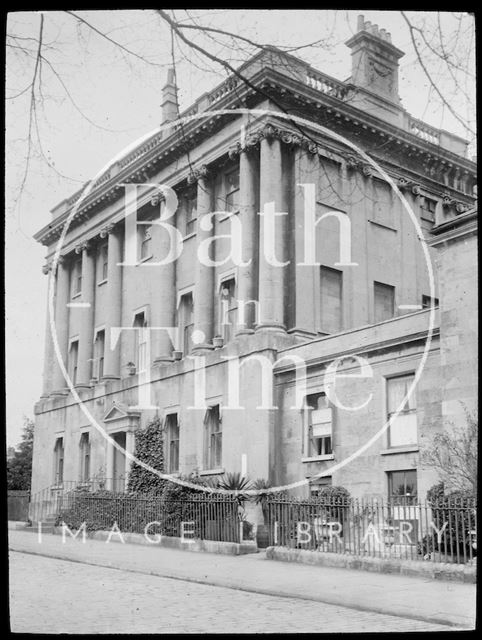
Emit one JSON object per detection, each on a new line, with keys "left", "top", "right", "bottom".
{"left": 225, "top": 169, "right": 240, "bottom": 212}
{"left": 388, "top": 375, "right": 416, "bottom": 413}
{"left": 388, "top": 470, "right": 417, "bottom": 504}
{"left": 320, "top": 267, "right": 342, "bottom": 333}
{"left": 374, "top": 282, "right": 395, "bottom": 323}
{"left": 389, "top": 413, "right": 418, "bottom": 447}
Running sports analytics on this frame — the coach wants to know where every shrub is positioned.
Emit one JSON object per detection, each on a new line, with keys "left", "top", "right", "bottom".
{"left": 420, "top": 483, "right": 477, "bottom": 561}
{"left": 316, "top": 485, "right": 351, "bottom": 525}
{"left": 127, "top": 416, "right": 166, "bottom": 495}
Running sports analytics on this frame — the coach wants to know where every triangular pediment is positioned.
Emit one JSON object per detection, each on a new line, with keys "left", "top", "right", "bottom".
{"left": 103, "top": 401, "right": 131, "bottom": 422}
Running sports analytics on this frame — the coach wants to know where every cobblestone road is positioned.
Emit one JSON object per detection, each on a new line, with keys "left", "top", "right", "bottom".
{"left": 10, "top": 552, "right": 453, "bottom": 634}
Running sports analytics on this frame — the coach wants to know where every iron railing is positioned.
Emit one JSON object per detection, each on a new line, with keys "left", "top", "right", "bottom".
{"left": 56, "top": 491, "right": 242, "bottom": 543}
{"left": 28, "top": 484, "right": 242, "bottom": 544}
{"left": 266, "top": 496, "right": 477, "bottom": 564}
{"left": 29, "top": 478, "right": 125, "bottom": 523}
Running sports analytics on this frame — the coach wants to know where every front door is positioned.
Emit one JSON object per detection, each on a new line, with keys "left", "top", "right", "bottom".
{"left": 112, "top": 432, "right": 126, "bottom": 492}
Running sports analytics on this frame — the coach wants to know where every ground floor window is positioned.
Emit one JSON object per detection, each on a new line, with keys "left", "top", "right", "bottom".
{"left": 309, "top": 476, "right": 332, "bottom": 498}
{"left": 204, "top": 405, "right": 222, "bottom": 470}
{"left": 79, "top": 432, "right": 90, "bottom": 482}
{"left": 166, "top": 414, "right": 180, "bottom": 474}
{"left": 387, "top": 469, "right": 417, "bottom": 505}
{"left": 53, "top": 437, "right": 64, "bottom": 485}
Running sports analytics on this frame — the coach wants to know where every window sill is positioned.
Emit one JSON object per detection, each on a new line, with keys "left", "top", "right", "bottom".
{"left": 381, "top": 446, "right": 419, "bottom": 456}
{"left": 302, "top": 455, "right": 334, "bottom": 463}
{"left": 199, "top": 468, "right": 224, "bottom": 476}
{"left": 97, "top": 279, "right": 108, "bottom": 286}
{"left": 182, "top": 232, "right": 197, "bottom": 242}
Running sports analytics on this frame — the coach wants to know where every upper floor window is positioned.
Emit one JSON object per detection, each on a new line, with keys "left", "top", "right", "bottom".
{"left": 182, "top": 188, "right": 198, "bottom": 236}
{"left": 79, "top": 432, "right": 91, "bottom": 482}
{"left": 69, "top": 340, "right": 79, "bottom": 385}
{"left": 133, "top": 312, "right": 148, "bottom": 372}
{"left": 98, "top": 243, "right": 108, "bottom": 282}
{"left": 204, "top": 405, "right": 222, "bottom": 470}
{"left": 179, "top": 293, "right": 194, "bottom": 356}
{"left": 94, "top": 330, "right": 105, "bottom": 381}
{"left": 387, "top": 374, "right": 417, "bottom": 448}
{"left": 71, "top": 258, "right": 82, "bottom": 297}
{"left": 303, "top": 393, "right": 333, "bottom": 459}
{"left": 225, "top": 168, "right": 240, "bottom": 213}
{"left": 374, "top": 281, "right": 395, "bottom": 323}
{"left": 140, "top": 225, "right": 152, "bottom": 260}
{"left": 320, "top": 266, "right": 343, "bottom": 334}
{"left": 166, "top": 414, "right": 180, "bottom": 474}
{"left": 220, "top": 278, "right": 237, "bottom": 344}
{"left": 420, "top": 197, "right": 437, "bottom": 222}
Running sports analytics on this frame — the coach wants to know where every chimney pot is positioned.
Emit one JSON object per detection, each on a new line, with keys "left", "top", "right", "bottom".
{"left": 357, "top": 15, "right": 365, "bottom": 31}
{"left": 345, "top": 20, "right": 404, "bottom": 105}
{"left": 386, "top": 32, "right": 392, "bottom": 43}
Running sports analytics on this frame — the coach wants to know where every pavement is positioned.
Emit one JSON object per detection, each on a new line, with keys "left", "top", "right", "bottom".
{"left": 8, "top": 526, "right": 476, "bottom": 631}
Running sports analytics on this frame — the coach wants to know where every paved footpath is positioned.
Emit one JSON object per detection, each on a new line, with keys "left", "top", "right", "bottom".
{"left": 9, "top": 528, "right": 476, "bottom": 631}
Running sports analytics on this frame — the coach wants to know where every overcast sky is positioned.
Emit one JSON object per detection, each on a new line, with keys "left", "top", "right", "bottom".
{"left": 5, "top": 10, "right": 476, "bottom": 447}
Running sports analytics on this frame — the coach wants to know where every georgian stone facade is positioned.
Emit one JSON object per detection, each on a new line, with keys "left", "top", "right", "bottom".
{"left": 32, "top": 18, "right": 477, "bottom": 501}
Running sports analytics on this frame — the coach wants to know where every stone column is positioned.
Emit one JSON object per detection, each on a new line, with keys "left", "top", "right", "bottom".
{"left": 192, "top": 167, "right": 215, "bottom": 353}
{"left": 124, "top": 430, "right": 136, "bottom": 482}
{"left": 152, "top": 199, "right": 176, "bottom": 364}
{"left": 236, "top": 148, "right": 258, "bottom": 335}
{"left": 102, "top": 224, "right": 122, "bottom": 380}
{"left": 257, "top": 134, "right": 286, "bottom": 332}
{"left": 106, "top": 438, "right": 114, "bottom": 490}
{"left": 40, "top": 262, "right": 54, "bottom": 397}
{"left": 75, "top": 241, "right": 96, "bottom": 388}
{"left": 51, "top": 256, "right": 70, "bottom": 395}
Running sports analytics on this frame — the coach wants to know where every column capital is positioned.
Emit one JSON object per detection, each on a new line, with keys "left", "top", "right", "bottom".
{"left": 74, "top": 240, "right": 92, "bottom": 254}
{"left": 187, "top": 164, "right": 210, "bottom": 184}
{"left": 42, "top": 261, "right": 52, "bottom": 275}
{"left": 99, "top": 223, "right": 116, "bottom": 239}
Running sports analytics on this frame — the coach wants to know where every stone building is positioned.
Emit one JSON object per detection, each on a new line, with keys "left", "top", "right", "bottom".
{"left": 32, "top": 17, "right": 477, "bottom": 502}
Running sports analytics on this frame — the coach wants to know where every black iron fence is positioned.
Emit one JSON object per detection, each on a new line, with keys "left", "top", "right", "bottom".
{"left": 55, "top": 490, "right": 242, "bottom": 543}
{"left": 266, "top": 496, "right": 477, "bottom": 564}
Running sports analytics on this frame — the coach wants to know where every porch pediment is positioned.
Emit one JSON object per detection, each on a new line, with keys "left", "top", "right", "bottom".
{"left": 103, "top": 401, "right": 141, "bottom": 432}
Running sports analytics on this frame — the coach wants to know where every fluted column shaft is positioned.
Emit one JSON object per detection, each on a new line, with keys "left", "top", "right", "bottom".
{"left": 192, "top": 174, "right": 215, "bottom": 352}
{"left": 257, "top": 136, "right": 286, "bottom": 331}
{"left": 76, "top": 244, "right": 96, "bottom": 387}
{"left": 41, "top": 267, "right": 54, "bottom": 397}
{"left": 103, "top": 226, "right": 123, "bottom": 380}
{"left": 51, "top": 258, "right": 70, "bottom": 395}
{"left": 152, "top": 215, "right": 176, "bottom": 364}
{"left": 236, "top": 149, "right": 258, "bottom": 335}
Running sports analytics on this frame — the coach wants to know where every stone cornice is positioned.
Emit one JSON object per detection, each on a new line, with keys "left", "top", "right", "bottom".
{"left": 35, "top": 61, "right": 476, "bottom": 248}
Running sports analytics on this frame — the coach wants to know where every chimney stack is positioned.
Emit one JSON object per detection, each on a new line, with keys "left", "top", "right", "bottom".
{"left": 161, "top": 68, "right": 179, "bottom": 124}
{"left": 345, "top": 15, "right": 404, "bottom": 105}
